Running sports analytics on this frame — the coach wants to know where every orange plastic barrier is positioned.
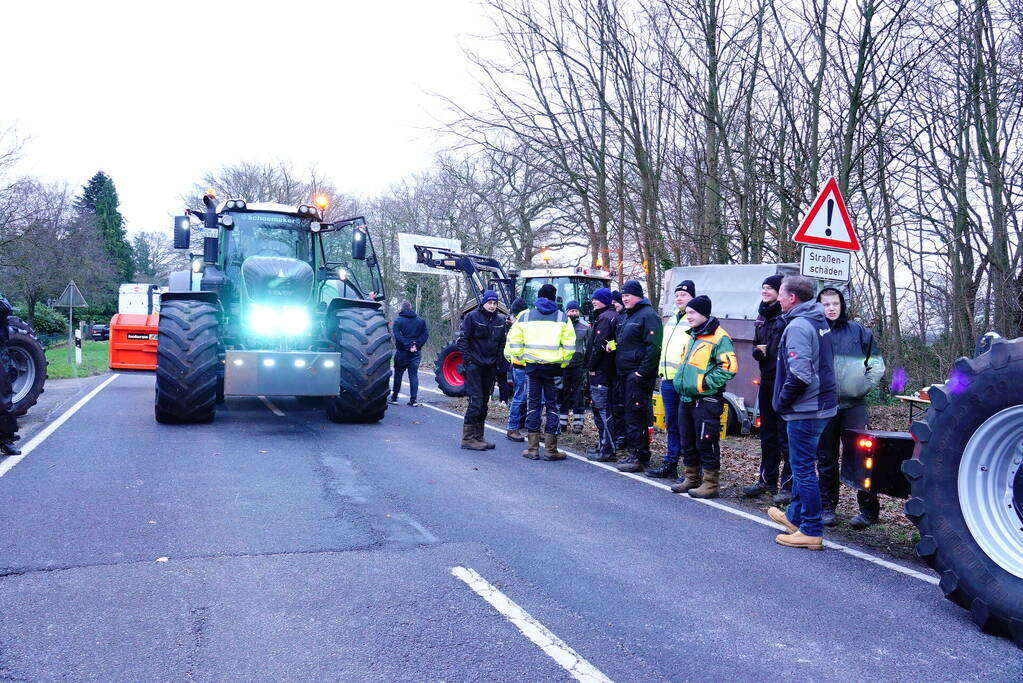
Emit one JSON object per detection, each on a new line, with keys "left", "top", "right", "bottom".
{"left": 109, "top": 313, "right": 160, "bottom": 370}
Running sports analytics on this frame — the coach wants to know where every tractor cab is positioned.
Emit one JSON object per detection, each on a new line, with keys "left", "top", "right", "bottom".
{"left": 518, "top": 267, "right": 612, "bottom": 317}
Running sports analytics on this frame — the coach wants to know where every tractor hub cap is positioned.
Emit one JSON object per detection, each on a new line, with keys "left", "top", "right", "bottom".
{"left": 959, "top": 405, "right": 1023, "bottom": 579}
{"left": 8, "top": 346, "right": 35, "bottom": 405}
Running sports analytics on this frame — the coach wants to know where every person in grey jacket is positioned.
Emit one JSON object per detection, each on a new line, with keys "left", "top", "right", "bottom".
{"left": 816, "top": 287, "right": 886, "bottom": 529}
{"left": 559, "top": 301, "right": 590, "bottom": 434}
{"left": 767, "top": 275, "right": 837, "bottom": 550}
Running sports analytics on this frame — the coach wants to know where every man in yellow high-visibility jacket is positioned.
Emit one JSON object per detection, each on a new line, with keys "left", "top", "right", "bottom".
{"left": 647, "top": 280, "right": 695, "bottom": 479}
{"left": 505, "top": 283, "right": 576, "bottom": 460}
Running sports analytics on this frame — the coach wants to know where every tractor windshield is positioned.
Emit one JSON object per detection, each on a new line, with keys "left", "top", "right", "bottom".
{"left": 223, "top": 212, "right": 313, "bottom": 279}
{"left": 318, "top": 223, "right": 384, "bottom": 299}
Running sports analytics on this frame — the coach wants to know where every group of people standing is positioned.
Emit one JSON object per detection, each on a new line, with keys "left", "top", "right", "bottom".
{"left": 432, "top": 270, "right": 885, "bottom": 550}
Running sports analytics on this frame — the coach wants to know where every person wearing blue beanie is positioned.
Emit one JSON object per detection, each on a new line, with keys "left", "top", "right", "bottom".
{"left": 592, "top": 288, "right": 613, "bottom": 308}
{"left": 457, "top": 289, "right": 507, "bottom": 450}
{"left": 559, "top": 300, "right": 590, "bottom": 433}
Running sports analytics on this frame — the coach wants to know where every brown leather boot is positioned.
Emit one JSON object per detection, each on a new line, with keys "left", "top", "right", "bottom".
{"left": 670, "top": 466, "right": 702, "bottom": 493}
{"left": 688, "top": 469, "right": 720, "bottom": 498}
{"left": 461, "top": 423, "right": 488, "bottom": 451}
{"left": 542, "top": 433, "right": 565, "bottom": 460}
{"left": 775, "top": 530, "right": 824, "bottom": 550}
{"left": 476, "top": 424, "right": 496, "bottom": 450}
{"left": 521, "top": 432, "right": 541, "bottom": 459}
{"left": 506, "top": 428, "right": 526, "bottom": 442}
{"left": 767, "top": 506, "right": 798, "bottom": 533}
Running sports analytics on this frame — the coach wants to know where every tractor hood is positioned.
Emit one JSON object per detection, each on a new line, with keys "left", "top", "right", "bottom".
{"left": 241, "top": 256, "right": 314, "bottom": 306}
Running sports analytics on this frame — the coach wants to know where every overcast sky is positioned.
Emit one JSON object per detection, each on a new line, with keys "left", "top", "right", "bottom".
{"left": 0, "top": 0, "right": 490, "bottom": 234}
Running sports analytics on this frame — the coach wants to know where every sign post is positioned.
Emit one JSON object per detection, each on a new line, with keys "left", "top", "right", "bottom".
{"left": 54, "top": 280, "right": 88, "bottom": 365}
{"left": 793, "top": 178, "right": 860, "bottom": 282}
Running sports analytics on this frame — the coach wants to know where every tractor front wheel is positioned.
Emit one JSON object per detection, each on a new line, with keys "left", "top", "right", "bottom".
{"left": 434, "top": 341, "right": 466, "bottom": 398}
{"left": 325, "top": 307, "right": 392, "bottom": 423}
{"left": 154, "top": 300, "right": 219, "bottom": 424}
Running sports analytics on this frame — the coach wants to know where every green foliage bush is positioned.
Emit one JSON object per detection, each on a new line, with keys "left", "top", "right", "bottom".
{"left": 12, "top": 302, "right": 68, "bottom": 334}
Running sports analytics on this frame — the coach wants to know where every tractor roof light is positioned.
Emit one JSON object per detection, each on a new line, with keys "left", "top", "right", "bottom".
{"left": 310, "top": 221, "right": 322, "bottom": 232}
{"left": 314, "top": 194, "right": 329, "bottom": 210}
{"left": 206, "top": 188, "right": 217, "bottom": 198}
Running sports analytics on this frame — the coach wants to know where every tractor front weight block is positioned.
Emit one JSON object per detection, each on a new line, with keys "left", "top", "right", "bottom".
{"left": 223, "top": 350, "right": 341, "bottom": 397}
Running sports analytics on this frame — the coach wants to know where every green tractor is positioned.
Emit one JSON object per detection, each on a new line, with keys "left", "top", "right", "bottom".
{"left": 155, "top": 192, "right": 392, "bottom": 424}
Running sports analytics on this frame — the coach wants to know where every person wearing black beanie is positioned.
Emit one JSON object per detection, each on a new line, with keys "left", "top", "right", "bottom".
{"left": 669, "top": 295, "right": 738, "bottom": 498}
{"left": 742, "top": 272, "right": 793, "bottom": 503}
{"left": 612, "top": 279, "right": 663, "bottom": 473}
{"left": 538, "top": 283, "right": 558, "bottom": 301}
{"left": 674, "top": 280, "right": 696, "bottom": 298}
{"left": 503, "top": 296, "right": 531, "bottom": 441}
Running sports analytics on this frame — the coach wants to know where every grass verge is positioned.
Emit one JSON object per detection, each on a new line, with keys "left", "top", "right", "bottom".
{"left": 45, "top": 340, "right": 110, "bottom": 379}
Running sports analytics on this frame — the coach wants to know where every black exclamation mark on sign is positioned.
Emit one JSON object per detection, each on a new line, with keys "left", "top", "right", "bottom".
{"left": 825, "top": 199, "right": 834, "bottom": 236}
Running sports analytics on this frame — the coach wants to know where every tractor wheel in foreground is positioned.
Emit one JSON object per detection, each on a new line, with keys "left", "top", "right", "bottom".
{"left": 902, "top": 337, "right": 1023, "bottom": 646}
{"left": 326, "top": 307, "right": 392, "bottom": 423}
{"left": 7, "top": 317, "right": 48, "bottom": 417}
{"left": 154, "top": 300, "right": 219, "bottom": 424}
{"left": 434, "top": 340, "right": 466, "bottom": 398}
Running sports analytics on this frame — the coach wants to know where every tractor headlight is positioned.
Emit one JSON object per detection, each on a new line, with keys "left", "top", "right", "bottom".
{"left": 248, "top": 304, "right": 278, "bottom": 336}
{"left": 282, "top": 306, "right": 310, "bottom": 334}
{"left": 247, "top": 305, "right": 310, "bottom": 336}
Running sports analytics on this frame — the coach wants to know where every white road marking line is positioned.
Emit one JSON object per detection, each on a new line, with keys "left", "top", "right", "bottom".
{"left": 451, "top": 566, "right": 613, "bottom": 683}
{"left": 0, "top": 374, "right": 120, "bottom": 479}
{"left": 400, "top": 384, "right": 940, "bottom": 586}
{"left": 258, "top": 396, "right": 286, "bottom": 416}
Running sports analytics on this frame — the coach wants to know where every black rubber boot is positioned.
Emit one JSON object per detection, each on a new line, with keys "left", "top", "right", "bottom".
{"left": 848, "top": 513, "right": 878, "bottom": 530}
{"left": 645, "top": 460, "right": 678, "bottom": 479}
{"left": 742, "top": 482, "right": 776, "bottom": 497}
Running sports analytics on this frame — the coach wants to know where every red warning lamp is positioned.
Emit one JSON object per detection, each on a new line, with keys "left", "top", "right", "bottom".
{"left": 857, "top": 438, "right": 875, "bottom": 449}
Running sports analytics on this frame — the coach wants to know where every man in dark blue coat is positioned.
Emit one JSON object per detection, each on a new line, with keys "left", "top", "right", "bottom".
{"left": 390, "top": 301, "right": 429, "bottom": 407}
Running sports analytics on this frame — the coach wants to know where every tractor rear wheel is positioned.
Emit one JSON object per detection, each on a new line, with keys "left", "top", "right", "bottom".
{"left": 154, "top": 300, "right": 219, "bottom": 424}
{"left": 903, "top": 337, "right": 1023, "bottom": 646}
{"left": 325, "top": 307, "right": 392, "bottom": 423}
{"left": 434, "top": 340, "right": 467, "bottom": 398}
{"left": 7, "top": 317, "right": 47, "bottom": 417}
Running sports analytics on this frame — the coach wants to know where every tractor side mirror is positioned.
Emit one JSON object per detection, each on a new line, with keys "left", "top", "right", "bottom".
{"left": 352, "top": 228, "right": 367, "bottom": 261}
{"left": 173, "top": 216, "right": 191, "bottom": 249}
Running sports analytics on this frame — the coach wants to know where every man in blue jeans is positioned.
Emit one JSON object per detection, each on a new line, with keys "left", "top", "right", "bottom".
{"left": 504, "top": 297, "right": 529, "bottom": 442}
{"left": 767, "top": 275, "right": 837, "bottom": 550}
{"left": 646, "top": 280, "right": 694, "bottom": 477}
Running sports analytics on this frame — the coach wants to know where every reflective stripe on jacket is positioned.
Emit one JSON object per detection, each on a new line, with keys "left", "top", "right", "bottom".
{"left": 658, "top": 310, "right": 690, "bottom": 380}
{"left": 504, "top": 300, "right": 576, "bottom": 366}
{"left": 672, "top": 317, "right": 738, "bottom": 402}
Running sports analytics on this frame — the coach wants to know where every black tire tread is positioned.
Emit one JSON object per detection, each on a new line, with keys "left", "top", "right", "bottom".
{"left": 325, "top": 307, "right": 392, "bottom": 423}
{"left": 154, "top": 300, "right": 219, "bottom": 424}
{"left": 906, "top": 337, "right": 1023, "bottom": 647}
{"left": 7, "top": 317, "right": 48, "bottom": 417}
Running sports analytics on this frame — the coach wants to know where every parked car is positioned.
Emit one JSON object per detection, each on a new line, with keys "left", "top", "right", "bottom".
{"left": 89, "top": 323, "right": 110, "bottom": 341}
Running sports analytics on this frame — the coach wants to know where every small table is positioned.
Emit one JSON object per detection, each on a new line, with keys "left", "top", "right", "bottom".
{"left": 895, "top": 394, "right": 931, "bottom": 422}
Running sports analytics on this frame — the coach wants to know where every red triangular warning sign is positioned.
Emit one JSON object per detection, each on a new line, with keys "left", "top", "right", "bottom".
{"left": 792, "top": 178, "right": 860, "bottom": 251}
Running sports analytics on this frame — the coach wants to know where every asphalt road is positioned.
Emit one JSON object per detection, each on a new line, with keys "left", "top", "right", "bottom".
{"left": 0, "top": 371, "right": 1018, "bottom": 681}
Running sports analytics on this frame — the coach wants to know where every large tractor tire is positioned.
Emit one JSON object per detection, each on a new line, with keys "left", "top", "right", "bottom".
{"left": 154, "top": 300, "right": 219, "bottom": 424}
{"left": 434, "top": 340, "right": 466, "bottom": 398}
{"left": 903, "top": 337, "right": 1023, "bottom": 646}
{"left": 325, "top": 307, "right": 392, "bottom": 423}
{"left": 8, "top": 317, "right": 47, "bottom": 417}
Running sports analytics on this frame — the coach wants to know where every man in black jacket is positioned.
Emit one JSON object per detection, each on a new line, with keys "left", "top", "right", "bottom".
{"left": 614, "top": 280, "right": 663, "bottom": 472}
{"left": 390, "top": 301, "right": 429, "bottom": 407}
{"left": 610, "top": 290, "right": 627, "bottom": 450}
{"left": 0, "top": 293, "right": 20, "bottom": 456}
{"left": 456, "top": 290, "right": 507, "bottom": 451}
{"left": 816, "top": 287, "right": 886, "bottom": 529}
{"left": 743, "top": 274, "right": 793, "bottom": 502}
{"left": 584, "top": 288, "right": 617, "bottom": 461}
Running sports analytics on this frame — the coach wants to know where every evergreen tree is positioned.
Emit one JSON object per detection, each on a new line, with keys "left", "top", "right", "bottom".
{"left": 77, "top": 171, "right": 134, "bottom": 282}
